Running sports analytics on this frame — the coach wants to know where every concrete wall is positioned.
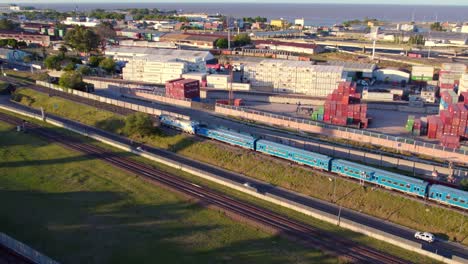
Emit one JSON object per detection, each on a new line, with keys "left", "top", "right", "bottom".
{"left": 0, "top": 104, "right": 463, "bottom": 264}
{"left": 35, "top": 81, "right": 190, "bottom": 120}
{"left": 215, "top": 105, "right": 468, "bottom": 166}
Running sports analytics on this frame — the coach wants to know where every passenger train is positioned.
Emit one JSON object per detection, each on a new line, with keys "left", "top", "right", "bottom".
{"left": 159, "top": 115, "right": 468, "bottom": 210}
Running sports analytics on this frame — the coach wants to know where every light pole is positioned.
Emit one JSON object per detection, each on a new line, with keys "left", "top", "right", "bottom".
{"left": 329, "top": 176, "right": 336, "bottom": 203}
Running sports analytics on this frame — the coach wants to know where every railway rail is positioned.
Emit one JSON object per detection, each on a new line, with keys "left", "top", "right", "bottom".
{"left": 0, "top": 112, "right": 410, "bottom": 264}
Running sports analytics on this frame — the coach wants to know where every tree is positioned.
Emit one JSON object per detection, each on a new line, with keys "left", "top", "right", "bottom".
{"left": 430, "top": 22, "right": 444, "bottom": 32}
{"left": 0, "top": 18, "right": 18, "bottom": 30}
{"left": 461, "top": 178, "right": 468, "bottom": 191}
{"left": 44, "top": 55, "right": 63, "bottom": 70}
{"left": 64, "top": 25, "right": 100, "bottom": 53}
{"left": 94, "top": 22, "right": 116, "bottom": 49}
{"left": 233, "top": 33, "right": 251, "bottom": 47}
{"left": 63, "top": 62, "right": 75, "bottom": 71}
{"left": 77, "top": 65, "right": 91, "bottom": 76}
{"left": 17, "top": 41, "right": 27, "bottom": 48}
{"left": 59, "top": 71, "right": 86, "bottom": 91}
{"left": 88, "top": 56, "right": 104, "bottom": 67}
{"left": 0, "top": 39, "right": 7, "bottom": 47}
{"left": 216, "top": 38, "right": 229, "bottom": 49}
{"left": 7, "top": 39, "right": 18, "bottom": 48}
{"left": 58, "top": 45, "right": 68, "bottom": 57}
{"left": 98, "top": 57, "right": 116, "bottom": 73}
{"left": 123, "top": 112, "right": 154, "bottom": 136}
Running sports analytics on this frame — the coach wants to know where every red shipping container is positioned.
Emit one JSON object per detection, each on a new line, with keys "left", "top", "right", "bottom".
{"left": 439, "top": 83, "right": 455, "bottom": 89}
{"left": 457, "top": 103, "right": 468, "bottom": 120}
{"left": 166, "top": 78, "right": 200, "bottom": 99}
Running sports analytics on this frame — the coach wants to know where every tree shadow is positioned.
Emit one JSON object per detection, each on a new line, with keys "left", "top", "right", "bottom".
{"left": 94, "top": 117, "right": 125, "bottom": 134}
{"left": 0, "top": 154, "right": 104, "bottom": 168}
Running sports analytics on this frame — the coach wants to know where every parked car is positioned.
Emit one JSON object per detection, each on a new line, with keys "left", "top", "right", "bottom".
{"left": 414, "top": 232, "right": 435, "bottom": 243}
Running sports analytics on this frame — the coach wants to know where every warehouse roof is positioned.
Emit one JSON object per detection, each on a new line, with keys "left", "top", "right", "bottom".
{"left": 327, "top": 61, "right": 376, "bottom": 73}
{"left": 254, "top": 40, "right": 320, "bottom": 49}
{"left": 105, "top": 46, "right": 214, "bottom": 61}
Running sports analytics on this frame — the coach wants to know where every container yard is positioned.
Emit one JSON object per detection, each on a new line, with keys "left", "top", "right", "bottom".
{"left": 438, "top": 63, "right": 467, "bottom": 90}
{"left": 165, "top": 78, "right": 200, "bottom": 100}
{"left": 311, "top": 82, "right": 369, "bottom": 128}
{"left": 243, "top": 60, "right": 345, "bottom": 97}
{"left": 459, "top": 73, "right": 468, "bottom": 95}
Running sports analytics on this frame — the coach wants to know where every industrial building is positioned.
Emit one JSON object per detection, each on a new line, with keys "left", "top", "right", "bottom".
{"left": 254, "top": 40, "right": 324, "bottom": 55}
{"left": 0, "top": 31, "right": 51, "bottom": 46}
{"left": 326, "top": 61, "right": 376, "bottom": 80}
{"left": 373, "top": 68, "right": 410, "bottom": 83}
{"left": 62, "top": 17, "right": 101, "bottom": 27}
{"left": 270, "top": 19, "right": 288, "bottom": 29}
{"left": 159, "top": 33, "right": 222, "bottom": 49}
{"left": 243, "top": 60, "right": 345, "bottom": 96}
{"left": 106, "top": 47, "right": 214, "bottom": 84}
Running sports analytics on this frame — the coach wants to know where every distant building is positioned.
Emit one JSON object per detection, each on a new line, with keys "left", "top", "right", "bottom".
{"left": 461, "top": 24, "right": 468, "bottom": 34}
{"left": 251, "top": 22, "right": 266, "bottom": 30}
{"left": 243, "top": 60, "right": 345, "bottom": 96}
{"left": 62, "top": 17, "right": 100, "bottom": 27}
{"left": 270, "top": 19, "right": 288, "bottom": 29}
{"left": 254, "top": 40, "right": 324, "bottom": 55}
{"left": 397, "top": 24, "right": 417, "bottom": 32}
{"left": 177, "top": 13, "right": 209, "bottom": 21}
{"left": 124, "top": 15, "right": 133, "bottom": 22}
{"left": 0, "top": 31, "right": 51, "bottom": 46}
{"left": 294, "top": 18, "right": 305, "bottom": 27}
{"left": 0, "top": 4, "right": 22, "bottom": 13}
{"left": 159, "top": 33, "right": 222, "bottom": 49}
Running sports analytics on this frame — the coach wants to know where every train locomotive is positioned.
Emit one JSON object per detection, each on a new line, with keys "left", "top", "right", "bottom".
{"left": 159, "top": 115, "right": 468, "bottom": 210}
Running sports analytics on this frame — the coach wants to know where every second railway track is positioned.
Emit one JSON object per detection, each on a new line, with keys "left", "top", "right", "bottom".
{"left": 0, "top": 112, "right": 410, "bottom": 264}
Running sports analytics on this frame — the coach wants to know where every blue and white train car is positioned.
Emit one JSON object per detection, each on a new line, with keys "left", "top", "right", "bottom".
{"left": 196, "top": 127, "right": 257, "bottom": 150}
{"left": 159, "top": 115, "right": 199, "bottom": 134}
{"left": 255, "top": 140, "right": 332, "bottom": 170}
{"left": 330, "top": 159, "right": 375, "bottom": 183}
{"left": 428, "top": 184, "right": 468, "bottom": 210}
{"left": 373, "top": 169, "right": 428, "bottom": 197}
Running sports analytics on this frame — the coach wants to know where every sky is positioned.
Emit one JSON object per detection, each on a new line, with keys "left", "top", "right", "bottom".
{"left": 3, "top": 0, "right": 468, "bottom": 5}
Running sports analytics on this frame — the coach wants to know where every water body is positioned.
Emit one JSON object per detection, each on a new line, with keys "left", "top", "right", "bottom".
{"left": 22, "top": 3, "right": 468, "bottom": 26}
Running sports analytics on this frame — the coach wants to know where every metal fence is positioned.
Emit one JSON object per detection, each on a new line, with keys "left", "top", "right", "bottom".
{"left": 216, "top": 104, "right": 468, "bottom": 156}
{"left": 0, "top": 233, "right": 59, "bottom": 264}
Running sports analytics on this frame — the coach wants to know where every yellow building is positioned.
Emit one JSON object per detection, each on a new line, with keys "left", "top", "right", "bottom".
{"left": 270, "top": 19, "right": 288, "bottom": 29}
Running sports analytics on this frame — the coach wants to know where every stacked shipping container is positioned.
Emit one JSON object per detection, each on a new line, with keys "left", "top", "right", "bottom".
{"left": 405, "top": 115, "right": 427, "bottom": 136}
{"left": 165, "top": 78, "right": 200, "bottom": 100}
{"left": 411, "top": 66, "right": 434, "bottom": 82}
{"left": 438, "top": 63, "right": 467, "bottom": 90}
{"left": 312, "top": 82, "right": 369, "bottom": 128}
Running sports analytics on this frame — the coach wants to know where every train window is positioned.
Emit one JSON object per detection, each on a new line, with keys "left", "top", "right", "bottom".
{"left": 446, "top": 195, "right": 451, "bottom": 199}
{"left": 406, "top": 184, "right": 410, "bottom": 188}
{"left": 399, "top": 183, "right": 404, "bottom": 187}
{"left": 382, "top": 179, "right": 386, "bottom": 182}
{"left": 460, "top": 200, "right": 465, "bottom": 203}
{"left": 453, "top": 198, "right": 458, "bottom": 202}
{"left": 344, "top": 168, "right": 348, "bottom": 171}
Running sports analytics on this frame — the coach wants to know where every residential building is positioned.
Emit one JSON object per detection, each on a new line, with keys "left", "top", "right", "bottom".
{"left": 461, "top": 24, "right": 468, "bottom": 34}
{"left": 243, "top": 59, "right": 345, "bottom": 96}
{"left": 254, "top": 40, "right": 324, "bottom": 55}
{"left": 294, "top": 18, "right": 305, "bottom": 27}
{"left": 0, "top": 5, "right": 22, "bottom": 13}
{"left": 270, "top": 19, "right": 288, "bottom": 29}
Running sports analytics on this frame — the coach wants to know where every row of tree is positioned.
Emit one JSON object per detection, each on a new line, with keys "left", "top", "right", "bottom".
{"left": 0, "top": 39, "right": 27, "bottom": 49}
{"left": 215, "top": 33, "right": 252, "bottom": 49}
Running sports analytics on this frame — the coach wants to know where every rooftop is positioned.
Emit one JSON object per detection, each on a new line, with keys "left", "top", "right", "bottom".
{"left": 254, "top": 39, "right": 319, "bottom": 49}
{"left": 327, "top": 61, "right": 376, "bottom": 72}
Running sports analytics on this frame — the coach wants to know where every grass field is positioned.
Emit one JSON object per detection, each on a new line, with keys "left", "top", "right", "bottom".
{"left": 0, "top": 110, "right": 442, "bottom": 264}
{"left": 0, "top": 120, "right": 341, "bottom": 264}
{"left": 10, "top": 87, "right": 468, "bottom": 246}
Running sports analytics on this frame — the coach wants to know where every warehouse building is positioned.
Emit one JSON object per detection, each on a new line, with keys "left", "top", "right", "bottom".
{"left": 106, "top": 47, "right": 214, "bottom": 84}
{"left": 373, "top": 68, "right": 410, "bottom": 83}
{"left": 254, "top": 40, "right": 324, "bottom": 55}
{"left": 159, "top": 33, "right": 222, "bottom": 49}
{"left": 243, "top": 59, "right": 345, "bottom": 96}
{"left": 326, "top": 61, "right": 376, "bottom": 80}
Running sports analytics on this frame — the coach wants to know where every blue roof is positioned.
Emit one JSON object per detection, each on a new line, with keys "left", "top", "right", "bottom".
{"left": 257, "top": 140, "right": 332, "bottom": 161}
{"left": 211, "top": 128, "right": 257, "bottom": 141}
{"left": 430, "top": 184, "right": 468, "bottom": 197}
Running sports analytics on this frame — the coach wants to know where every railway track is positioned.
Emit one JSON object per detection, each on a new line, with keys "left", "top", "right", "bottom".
{"left": 0, "top": 112, "right": 410, "bottom": 264}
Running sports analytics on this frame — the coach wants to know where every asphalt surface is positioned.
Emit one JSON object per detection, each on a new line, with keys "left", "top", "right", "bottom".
{"left": 1, "top": 97, "right": 467, "bottom": 262}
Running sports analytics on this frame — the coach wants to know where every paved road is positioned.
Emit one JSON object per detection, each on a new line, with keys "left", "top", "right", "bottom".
{"left": 1, "top": 97, "right": 467, "bottom": 262}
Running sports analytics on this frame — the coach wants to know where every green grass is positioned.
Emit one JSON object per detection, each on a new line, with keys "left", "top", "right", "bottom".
{"left": 0, "top": 110, "right": 442, "bottom": 264}
{"left": 10, "top": 87, "right": 468, "bottom": 246}
{"left": 0, "top": 81, "right": 8, "bottom": 94}
{"left": 0, "top": 120, "right": 338, "bottom": 264}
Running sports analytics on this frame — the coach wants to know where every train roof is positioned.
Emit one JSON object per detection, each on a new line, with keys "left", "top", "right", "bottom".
{"left": 256, "top": 139, "right": 333, "bottom": 161}
{"left": 332, "top": 159, "right": 426, "bottom": 185}
{"left": 210, "top": 128, "right": 257, "bottom": 141}
{"left": 430, "top": 184, "right": 468, "bottom": 197}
